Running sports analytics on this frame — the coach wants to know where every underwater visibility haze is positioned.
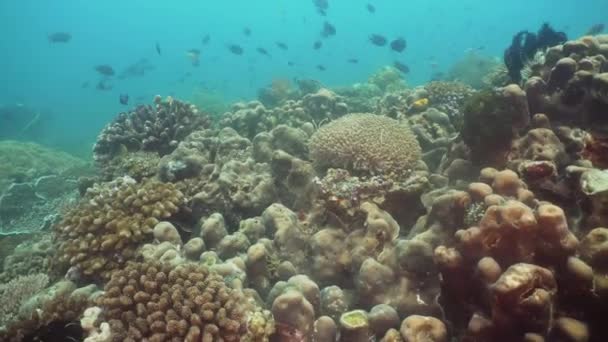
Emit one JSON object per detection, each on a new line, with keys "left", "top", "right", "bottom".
{"left": 1, "top": 0, "right": 608, "bottom": 341}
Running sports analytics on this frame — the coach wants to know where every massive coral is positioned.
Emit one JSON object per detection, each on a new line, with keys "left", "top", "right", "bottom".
{"left": 309, "top": 113, "right": 422, "bottom": 176}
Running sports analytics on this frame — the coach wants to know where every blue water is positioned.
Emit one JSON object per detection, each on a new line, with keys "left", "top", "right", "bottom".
{"left": 1, "top": 0, "right": 606, "bottom": 156}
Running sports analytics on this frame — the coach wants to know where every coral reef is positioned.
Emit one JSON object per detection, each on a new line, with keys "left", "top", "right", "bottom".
{"left": 309, "top": 113, "right": 422, "bottom": 176}
{"left": 220, "top": 88, "right": 347, "bottom": 140}
{"left": 0, "top": 140, "right": 88, "bottom": 194}
{"left": 424, "top": 81, "right": 476, "bottom": 126}
{"left": 6, "top": 33, "right": 608, "bottom": 341}
{"left": 447, "top": 52, "right": 502, "bottom": 89}
{"left": 92, "top": 260, "right": 274, "bottom": 341}
{"left": 0, "top": 273, "right": 49, "bottom": 330}
{"left": 524, "top": 35, "right": 608, "bottom": 134}
{"left": 53, "top": 177, "right": 186, "bottom": 279}
{"left": 93, "top": 95, "right": 210, "bottom": 164}
{"left": 461, "top": 85, "right": 530, "bottom": 165}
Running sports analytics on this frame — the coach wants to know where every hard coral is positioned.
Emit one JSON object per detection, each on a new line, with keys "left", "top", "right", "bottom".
{"left": 93, "top": 260, "right": 274, "bottom": 341}
{"left": 309, "top": 113, "right": 422, "bottom": 176}
{"left": 424, "top": 81, "right": 476, "bottom": 124}
{"left": 461, "top": 85, "right": 530, "bottom": 166}
{"left": 54, "top": 177, "right": 185, "bottom": 279}
{"left": 93, "top": 96, "right": 210, "bottom": 164}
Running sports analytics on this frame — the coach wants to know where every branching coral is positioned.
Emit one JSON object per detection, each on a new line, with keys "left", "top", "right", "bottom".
{"left": 93, "top": 95, "right": 210, "bottom": 164}
{"left": 53, "top": 177, "right": 185, "bottom": 279}
{"left": 0, "top": 273, "right": 49, "bottom": 330}
{"left": 309, "top": 113, "right": 422, "bottom": 176}
{"left": 92, "top": 260, "right": 274, "bottom": 341}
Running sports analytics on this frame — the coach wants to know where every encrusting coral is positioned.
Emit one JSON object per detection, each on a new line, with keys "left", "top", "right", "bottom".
{"left": 53, "top": 176, "right": 186, "bottom": 279}
{"left": 92, "top": 260, "right": 274, "bottom": 341}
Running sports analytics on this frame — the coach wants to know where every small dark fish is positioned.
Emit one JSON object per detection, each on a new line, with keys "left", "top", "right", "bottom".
{"left": 366, "top": 3, "right": 375, "bottom": 13}
{"left": 256, "top": 47, "right": 270, "bottom": 56}
{"left": 81, "top": 81, "right": 90, "bottom": 88}
{"left": 348, "top": 58, "right": 359, "bottom": 64}
{"left": 96, "top": 79, "right": 112, "bottom": 91}
{"left": 287, "top": 61, "right": 295, "bottom": 66}
{"left": 369, "top": 34, "right": 387, "bottom": 46}
{"left": 94, "top": 64, "right": 115, "bottom": 76}
{"left": 187, "top": 49, "right": 201, "bottom": 66}
{"left": 390, "top": 37, "right": 407, "bottom": 52}
{"left": 155, "top": 42, "right": 161, "bottom": 55}
{"left": 202, "top": 34, "right": 210, "bottom": 45}
{"left": 313, "top": 0, "right": 328, "bottom": 16}
{"left": 393, "top": 61, "right": 410, "bottom": 74}
{"left": 586, "top": 23, "right": 605, "bottom": 35}
{"left": 243, "top": 27, "right": 251, "bottom": 36}
{"left": 48, "top": 32, "right": 71, "bottom": 43}
{"left": 119, "top": 94, "right": 129, "bottom": 105}
{"left": 313, "top": 40, "right": 322, "bottom": 50}
{"left": 228, "top": 44, "right": 244, "bottom": 55}
{"left": 321, "top": 21, "right": 336, "bottom": 38}
{"left": 317, "top": 64, "right": 326, "bottom": 71}
{"left": 276, "top": 42, "right": 288, "bottom": 50}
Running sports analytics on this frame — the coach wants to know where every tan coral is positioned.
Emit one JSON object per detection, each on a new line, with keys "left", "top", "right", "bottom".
{"left": 93, "top": 260, "right": 273, "bottom": 341}
{"left": 53, "top": 177, "right": 185, "bottom": 279}
{"left": 309, "top": 113, "right": 421, "bottom": 176}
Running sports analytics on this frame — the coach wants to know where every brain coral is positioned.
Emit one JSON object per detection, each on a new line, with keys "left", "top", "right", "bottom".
{"left": 309, "top": 113, "right": 421, "bottom": 176}
{"left": 94, "top": 260, "right": 274, "bottom": 341}
{"left": 54, "top": 177, "right": 185, "bottom": 279}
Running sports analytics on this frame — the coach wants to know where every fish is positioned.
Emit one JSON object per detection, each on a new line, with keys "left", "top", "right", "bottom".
{"left": 228, "top": 44, "right": 244, "bottom": 55}
{"left": 411, "top": 98, "right": 429, "bottom": 110}
{"left": 119, "top": 94, "right": 129, "bottom": 105}
{"left": 317, "top": 65, "right": 326, "bottom": 71}
{"left": 96, "top": 79, "right": 112, "bottom": 91}
{"left": 118, "top": 58, "right": 155, "bottom": 80}
{"left": 187, "top": 49, "right": 201, "bottom": 66}
{"left": 287, "top": 61, "right": 295, "bottom": 66}
{"left": 202, "top": 34, "right": 210, "bottom": 45}
{"left": 366, "top": 3, "right": 375, "bottom": 13}
{"left": 390, "top": 37, "right": 407, "bottom": 53}
{"left": 81, "top": 81, "right": 90, "bottom": 89}
{"left": 243, "top": 27, "right": 252, "bottom": 36}
{"left": 348, "top": 58, "right": 359, "bottom": 64}
{"left": 393, "top": 61, "right": 410, "bottom": 74}
{"left": 369, "top": 34, "right": 387, "bottom": 46}
{"left": 94, "top": 65, "right": 115, "bottom": 76}
{"left": 313, "top": 0, "right": 328, "bottom": 16}
{"left": 586, "top": 23, "right": 605, "bottom": 35}
{"left": 321, "top": 21, "right": 336, "bottom": 38}
{"left": 276, "top": 42, "right": 288, "bottom": 50}
{"left": 256, "top": 47, "right": 270, "bottom": 56}
{"left": 313, "top": 41, "right": 322, "bottom": 50}
{"left": 48, "top": 32, "right": 71, "bottom": 43}
{"left": 155, "top": 42, "right": 161, "bottom": 55}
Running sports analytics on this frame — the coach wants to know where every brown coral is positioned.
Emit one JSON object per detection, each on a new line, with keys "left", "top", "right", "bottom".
{"left": 309, "top": 113, "right": 422, "bottom": 176}
{"left": 94, "top": 260, "right": 273, "bottom": 341}
{"left": 93, "top": 96, "right": 210, "bottom": 164}
{"left": 53, "top": 177, "right": 185, "bottom": 279}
